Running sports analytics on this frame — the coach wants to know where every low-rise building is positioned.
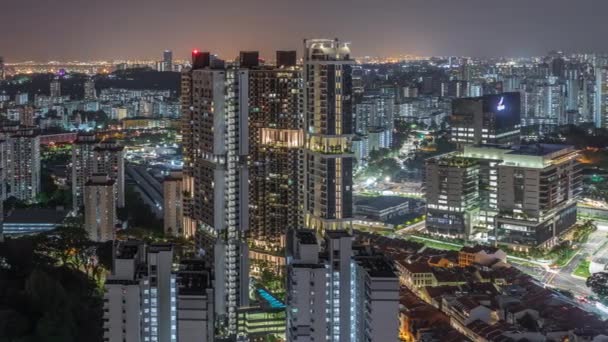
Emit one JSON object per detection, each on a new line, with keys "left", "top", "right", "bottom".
{"left": 459, "top": 245, "right": 508, "bottom": 267}
{"left": 1, "top": 208, "right": 67, "bottom": 235}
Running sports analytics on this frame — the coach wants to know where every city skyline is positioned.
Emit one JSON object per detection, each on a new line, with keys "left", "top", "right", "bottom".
{"left": 3, "top": 0, "right": 608, "bottom": 61}
{"left": 5, "top": 3, "right": 608, "bottom": 336}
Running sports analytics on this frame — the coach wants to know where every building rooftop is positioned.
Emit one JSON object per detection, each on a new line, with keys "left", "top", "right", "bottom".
{"left": 507, "top": 143, "right": 573, "bottom": 157}
{"left": 291, "top": 263, "right": 325, "bottom": 269}
{"left": 354, "top": 195, "right": 410, "bottom": 211}
{"left": 295, "top": 230, "right": 317, "bottom": 245}
{"left": 94, "top": 141, "right": 124, "bottom": 152}
{"left": 105, "top": 279, "right": 139, "bottom": 286}
{"left": 85, "top": 175, "right": 115, "bottom": 186}
{"left": 177, "top": 260, "right": 211, "bottom": 296}
{"left": 325, "top": 230, "right": 351, "bottom": 239}
{"left": 433, "top": 267, "right": 468, "bottom": 283}
{"left": 4, "top": 208, "right": 68, "bottom": 224}
{"left": 400, "top": 260, "right": 433, "bottom": 274}
{"left": 466, "top": 320, "right": 514, "bottom": 342}
{"left": 164, "top": 170, "right": 183, "bottom": 182}
{"left": 460, "top": 245, "right": 501, "bottom": 255}
{"left": 354, "top": 256, "right": 397, "bottom": 278}
{"left": 116, "top": 241, "right": 143, "bottom": 259}
{"left": 148, "top": 243, "right": 173, "bottom": 253}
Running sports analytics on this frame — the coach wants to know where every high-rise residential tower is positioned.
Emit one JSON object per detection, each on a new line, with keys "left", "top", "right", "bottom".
{"left": 93, "top": 140, "right": 125, "bottom": 208}
{"left": 104, "top": 242, "right": 177, "bottom": 342}
{"left": 163, "top": 170, "right": 184, "bottom": 237}
{"left": 71, "top": 132, "right": 99, "bottom": 211}
{"left": 176, "top": 259, "right": 215, "bottom": 342}
{"left": 248, "top": 51, "right": 303, "bottom": 246}
{"left": 0, "top": 56, "right": 5, "bottom": 80}
{"left": 3, "top": 127, "right": 40, "bottom": 201}
{"left": 286, "top": 230, "right": 400, "bottom": 342}
{"left": 163, "top": 50, "right": 173, "bottom": 72}
{"left": 50, "top": 77, "right": 61, "bottom": 98}
{"left": 302, "top": 38, "right": 355, "bottom": 233}
{"left": 595, "top": 67, "right": 608, "bottom": 128}
{"left": 180, "top": 51, "right": 249, "bottom": 336}
{"left": 84, "top": 173, "right": 116, "bottom": 242}
{"left": 84, "top": 77, "right": 96, "bottom": 100}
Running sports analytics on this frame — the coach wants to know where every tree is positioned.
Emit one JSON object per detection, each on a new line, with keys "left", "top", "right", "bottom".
{"left": 40, "top": 226, "right": 107, "bottom": 281}
{"left": 26, "top": 269, "right": 76, "bottom": 341}
{"left": 0, "top": 235, "right": 104, "bottom": 342}
{"left": 0, "top": 309, "right": 31, "bottom": 340}
{"left": 587, "top": 272, "right": 608, "bottom": 301}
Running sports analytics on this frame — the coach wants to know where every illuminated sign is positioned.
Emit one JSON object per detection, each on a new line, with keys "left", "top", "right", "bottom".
{"left": 497, "top": 97, "right": 506, "bottom": 111}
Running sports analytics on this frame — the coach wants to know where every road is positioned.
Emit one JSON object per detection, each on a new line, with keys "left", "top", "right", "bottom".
{"left": 512, "top": 222, "right": 608, "bottom": 318}
{"left": 395, "top": 220, "right": 426, "bottom": 234}
{"left": 126, "top": 164, "right": 164, "bottom": 218}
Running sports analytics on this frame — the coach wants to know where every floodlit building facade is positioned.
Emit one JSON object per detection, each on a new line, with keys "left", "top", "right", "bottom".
{"left": 303, "top": 38, "right": 355, "bottom": 233}
{"left": 180, "top": 51, "right": 249, "bottom": 336}
{"left": 425, "top": 144, "right": 581, "bottom": 249}
{"left": 248, "top": 51, "right": 303, "bottom": 246}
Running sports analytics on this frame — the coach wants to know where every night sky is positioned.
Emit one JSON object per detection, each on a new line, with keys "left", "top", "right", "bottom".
{"left": 2, "top": 0, "right": 607, "bottom": 61}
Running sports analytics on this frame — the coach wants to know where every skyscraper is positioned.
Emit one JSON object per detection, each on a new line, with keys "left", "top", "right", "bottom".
{"left": 248, "top": 50, "right": 303, "bottom": 246}
{"left": 0, "top": 56, "right": 5, "bottom": 81}
{"left": 20, "top": 106, "right": 35, "bottom": 127}
{"left": 354, "top": 93, "right": 394, "bottom": 149}
{"left": 50, "top": 77, "right": 61, "bottom": 98}
{"left": 72, "top": 132, "right": 99, "bottom": 211}
{"left": 163, "top": 50, "right": 173, "bottom": 72}
{"left": 84, "top": 77, "right": 96, "bottom": 100}
{"left": 84, "top": 173, "right": 116, "bottom": 242}
{"left": 93, "top": 140, "right": 125, "bottom": 208}
{"left": 276, "top": 50, "right": 297, "bottom": 68}
{"left": 163, "top": 170, "right": 184, "bottom": 237}
{"left": 450, "top": 92, "right": 521, "bottom": 147}
{"left": 302, "top": 38, "right": 354, "bottom": 233}
{"left": 595, "top": 67, "right": 608, "bottom": 128}
{"left": 180, "top": 51, "right": 249, "bottom": 336}
{"left": 2, "top": 127, "right": 40, "bottom": 202}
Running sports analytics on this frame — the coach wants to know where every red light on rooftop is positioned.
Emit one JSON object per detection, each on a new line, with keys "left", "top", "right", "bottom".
{"left": 193, "top": 49, "right": 199, "bottom": 54}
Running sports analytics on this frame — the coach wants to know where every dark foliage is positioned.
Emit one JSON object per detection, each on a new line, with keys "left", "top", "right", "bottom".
{"left": 587, "top": 272, "right": 608, "bottom": 303}
{"left": 0, "top": 233, "right": 103, "bottom": 342}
